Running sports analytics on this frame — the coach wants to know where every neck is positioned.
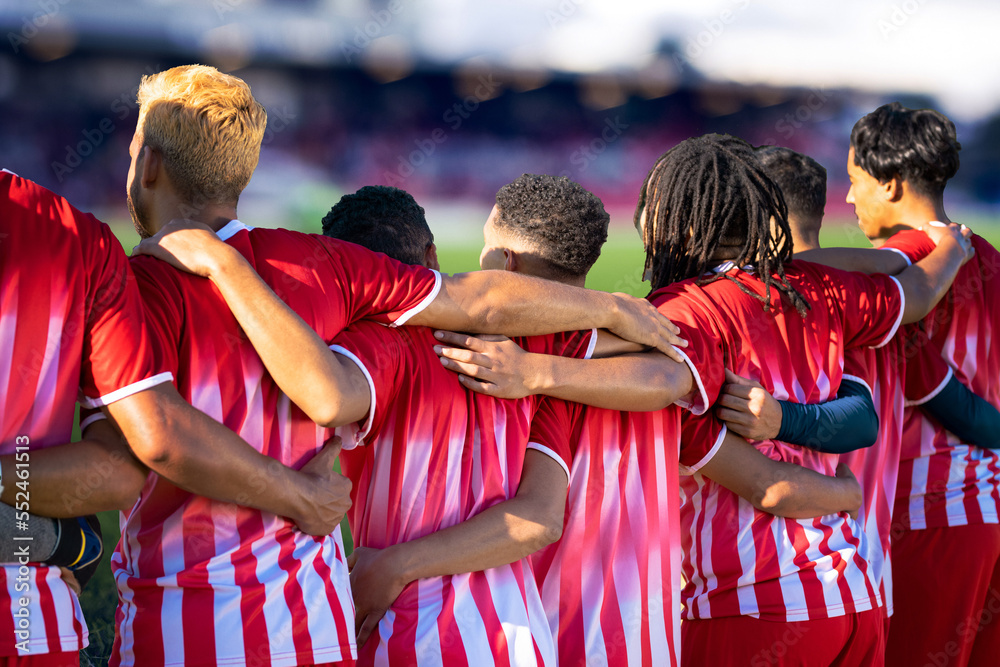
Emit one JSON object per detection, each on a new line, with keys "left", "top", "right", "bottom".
{"left": 882, "top": 194, "right": 951, "bottom": 238}
{"left": 791, "top": 232, "right": 820, "bottom": 253}
{"left": 151, "top": 197, "right": 239, "bottom": 235}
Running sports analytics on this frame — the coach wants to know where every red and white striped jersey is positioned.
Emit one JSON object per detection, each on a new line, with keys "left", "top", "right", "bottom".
{"left": 839, "top": 332, "right": 949, "bottom": 616}
{"left": 656, "top": 260, "right": 904, "bottom": 622}
{"left": 528, "top": 398, "right": 722, "bottom": 667}
{"left": 0, "top": 170, "right": 171, "bottom": 657}
{"left": 884, "top": 229, "right": 1000, "bottom": 531}
{"left": 110, "top": 220, "right": 440, "bottom": 667}
{"left": 334, "top": 321, "right": 595, "bottom": 667}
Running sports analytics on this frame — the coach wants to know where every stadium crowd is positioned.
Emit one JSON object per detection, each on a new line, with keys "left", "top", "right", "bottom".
{"left": 1, "top": 64, "right": 998, "bottom": 667}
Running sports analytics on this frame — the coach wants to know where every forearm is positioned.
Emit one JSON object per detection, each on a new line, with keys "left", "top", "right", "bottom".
{"left": 531, "top": 352, "right": 692, "bottom": 411}
{"left": 412, "top": 271, "right": 621, "bottom": 335}
{"left": 0, "top": 430, "right": 146, "bottom": 517}
{"left": 755, "top": 463, "right": 861, "bottom": 519}
{"left": 700, "top": 431, "right": 861, "bottom": 519}
{"left": 794, "top": 247, "right": 908, "bottom": 275}
{"left": 106, "top": 385, "right": 308, "bottom": 522}
{"left": 206, "top": 247, "right": 364, "bottom": 426}
{"left": 923, "top": 375, "right": 1000, "bottom": 449}
{"left": 384, "top": 496, "right": 561, "bottom": 587}
{"left": 896, "top": 238, "right": 966, "bottom": 324}
{"left": 776, "top": 379, "right": 879, "bottom": 453}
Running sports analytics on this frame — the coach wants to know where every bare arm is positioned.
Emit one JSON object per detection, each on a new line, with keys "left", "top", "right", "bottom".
{"left": 433, "top": 331, "right": 694, "bottom": 412}
{"left": 0, "top": 419, "right": 147, "bottom": 517}
{"left": 347, "top": 450, "right": 567, "bottom": 646}
{"left": 409, "top": 272, "right": 687, "bottom": 360}
{"left": 895, "top": 227, "right": 973, "bottom": 324}
{"left": 103, "top": 383, "right": 352, "bottom": 536}
{"left": 794, "top": 247, "right": 909, "bottom": 275}
{"left": 698, "top": 430, "right": 861, "bottom": 519}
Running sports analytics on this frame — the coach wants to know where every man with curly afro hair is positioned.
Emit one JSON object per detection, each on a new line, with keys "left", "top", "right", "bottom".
{"left": 481, "top": 173, "right": 609, "bottom": 283}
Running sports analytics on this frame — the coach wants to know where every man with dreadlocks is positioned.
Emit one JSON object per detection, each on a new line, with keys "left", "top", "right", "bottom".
{"left": 635, "top": 133, "right": 972, "bottom": 665}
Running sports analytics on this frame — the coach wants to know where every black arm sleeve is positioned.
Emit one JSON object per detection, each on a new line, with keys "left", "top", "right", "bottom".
{"left": 922, "top": 375, "right": 1000, "bottom": 449}
{"left": 775, "top": 378, "right": 879, "bottom": 453}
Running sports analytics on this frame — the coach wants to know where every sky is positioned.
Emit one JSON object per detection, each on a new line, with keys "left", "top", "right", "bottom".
{"left": 407, "top": 0, "right": 1000, "bottom": 121}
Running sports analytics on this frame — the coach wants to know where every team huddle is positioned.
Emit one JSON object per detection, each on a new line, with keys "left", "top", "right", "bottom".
{"left": 1, "top": 64, "right": 997, "bottom": 667}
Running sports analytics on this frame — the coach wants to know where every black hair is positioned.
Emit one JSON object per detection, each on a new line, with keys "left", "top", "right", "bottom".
{"left": 634, "top": 133, "right": 809, "bottom": 316}
{"left": 321, "top": 185, "right": 432, "bottom": 266}
{"left": 755, "top": 145, "right": 827, "bottom": 227}
{"left": 850, "top": 102, "right": 961, "bottom": 197}
{"left": 494, "top": 174, "right": 609, "bottom": 278}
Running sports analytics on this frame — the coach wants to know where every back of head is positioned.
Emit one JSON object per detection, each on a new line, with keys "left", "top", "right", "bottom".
{"left": 635, "top": 133, "right": 807, "bottom": 315}
{"left": 755, "top": 146, "right": 827, "bottom": 231}
{"left": 494, "top": 174, "right": 609, "bottom": 279}
{"left": 137, "top": 64, "right": 267, "bottom": 206}
{"left": 321, "top": 186, "right": 432, "bottom": 266}
{"left": 850, "top": 102, "right": 961, "bottom": 197}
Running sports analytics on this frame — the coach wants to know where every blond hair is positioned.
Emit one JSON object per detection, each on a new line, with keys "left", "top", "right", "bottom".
{"left": 136, "top": 65, "right": 267, "bottom": 205}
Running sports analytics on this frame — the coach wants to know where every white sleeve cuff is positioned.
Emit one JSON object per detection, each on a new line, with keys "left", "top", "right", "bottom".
{"left": 526, "top": 442, "right": 571, "bottom": 482}
{"left": 882, "top": 247, "right": 913, "bottom": 267}
{"left": 391, "top": 270, "right": 443, "bottom": 327}
{"left": 872, "top": 276, "right": 905, "bottom": 349}
{"left": 672, "top": 348, "right": 710, "bottom": 415}
{"left": 79, "top": 412, "right": 108, "bottom": 431}
{"left": 905, "top": 367, "right": 954, "bottom": 407}
{"left": 841, "top": 374, "right": 874, "bottom": 401}
{"left": 328, "top": 345, "right": 377, "bottom": 447}
{"left": 680, "top": 423, "right": 727, "bottom": 476}
{"left": 78, "top": 372, "right": 174, "bottom": 409}
{"left": 583, "top": 328, "right": 598, "bottom": 360}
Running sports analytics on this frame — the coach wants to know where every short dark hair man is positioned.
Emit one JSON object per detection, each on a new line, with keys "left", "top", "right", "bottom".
{"left": 848, "top": 102, "right": 1000, "bottom": 667}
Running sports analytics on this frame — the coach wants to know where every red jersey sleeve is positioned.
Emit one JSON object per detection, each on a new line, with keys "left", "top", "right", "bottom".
{"left": 822, "top": 267, "right": 905, "bottom": 350}
{"left": 649, "top": 287, "right": 725, "bottom": 415}
{"left": 902, "top": 326, "right": 953, "bottom": 405}
{"left": 516, "top": 329, "right": 597, "bottom": 360}
{"left": 327, "top": 321, "right": 405, "bottom": 449}
{"left": 842, "top": 348, "right": 876, "bottom": 397}
{"left": 881, "top": 228, "right": 936, "bottom": 264}
{"left": 527, "top": 398, "right": 580, "bottom": 482}
{"left": 679, "top": 413, "right": 727, "bottom": 474}
{"left": 76, "top": 215, "right": 171, "bottom": 407}
{"left": 126, "top": 257, "right": 185, "bottom": 382}
{"left": 251, "top": 231, "right": 441, "bottom": 338}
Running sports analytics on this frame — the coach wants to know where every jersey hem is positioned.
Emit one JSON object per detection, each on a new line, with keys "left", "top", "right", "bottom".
{"left": 151, "top": 644, "right": 354, "bottom": 667}
{"left": 79, "top": 371, "right": 174, "bottom": 408}
{"left": 683, "top": 595, "right": 877, "bottom": 623}
{"left": 391, "top": 269, "right": 442, "bottom": 326}
{"left": 904, "top": 367, "right": 953, "bottom": 407}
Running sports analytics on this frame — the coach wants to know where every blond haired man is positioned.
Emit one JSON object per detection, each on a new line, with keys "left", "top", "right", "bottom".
{"left": 64, "top": 65, "right": 682, "bottom": 667}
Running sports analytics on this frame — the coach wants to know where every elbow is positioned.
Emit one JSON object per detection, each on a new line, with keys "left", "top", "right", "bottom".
{"left": 538, "top": 510, "right": 564, "bottom": 549}
{"left": 754, "top": 481, "right": 794, "bottom": 516}
{"left": 109, "top": 467, "right": 147, "bottom": 513}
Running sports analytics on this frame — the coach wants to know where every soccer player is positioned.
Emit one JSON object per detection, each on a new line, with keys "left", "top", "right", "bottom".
{"left": 0, "top": 169, "right": 350, "bottom": 666}
{"left": 718, "top": 145, "right": 1000, "bottom": 643}
{"left": 93, "top": 64, "right": 682, "bottom": 667}
{"left": 843, "top": 103, "right": 1000, "bottom": 666}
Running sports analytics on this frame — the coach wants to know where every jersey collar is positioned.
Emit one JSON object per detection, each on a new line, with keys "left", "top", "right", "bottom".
{"left": 216, "top": 219, "right": 254, "bottom": 242}
{"left": 709, "top": 260, "right": 755, "bottom": 275}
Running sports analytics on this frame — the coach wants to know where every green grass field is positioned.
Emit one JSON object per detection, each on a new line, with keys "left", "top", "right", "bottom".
{"left": 76, "top": 215, "right": 999, "bottom": 665}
